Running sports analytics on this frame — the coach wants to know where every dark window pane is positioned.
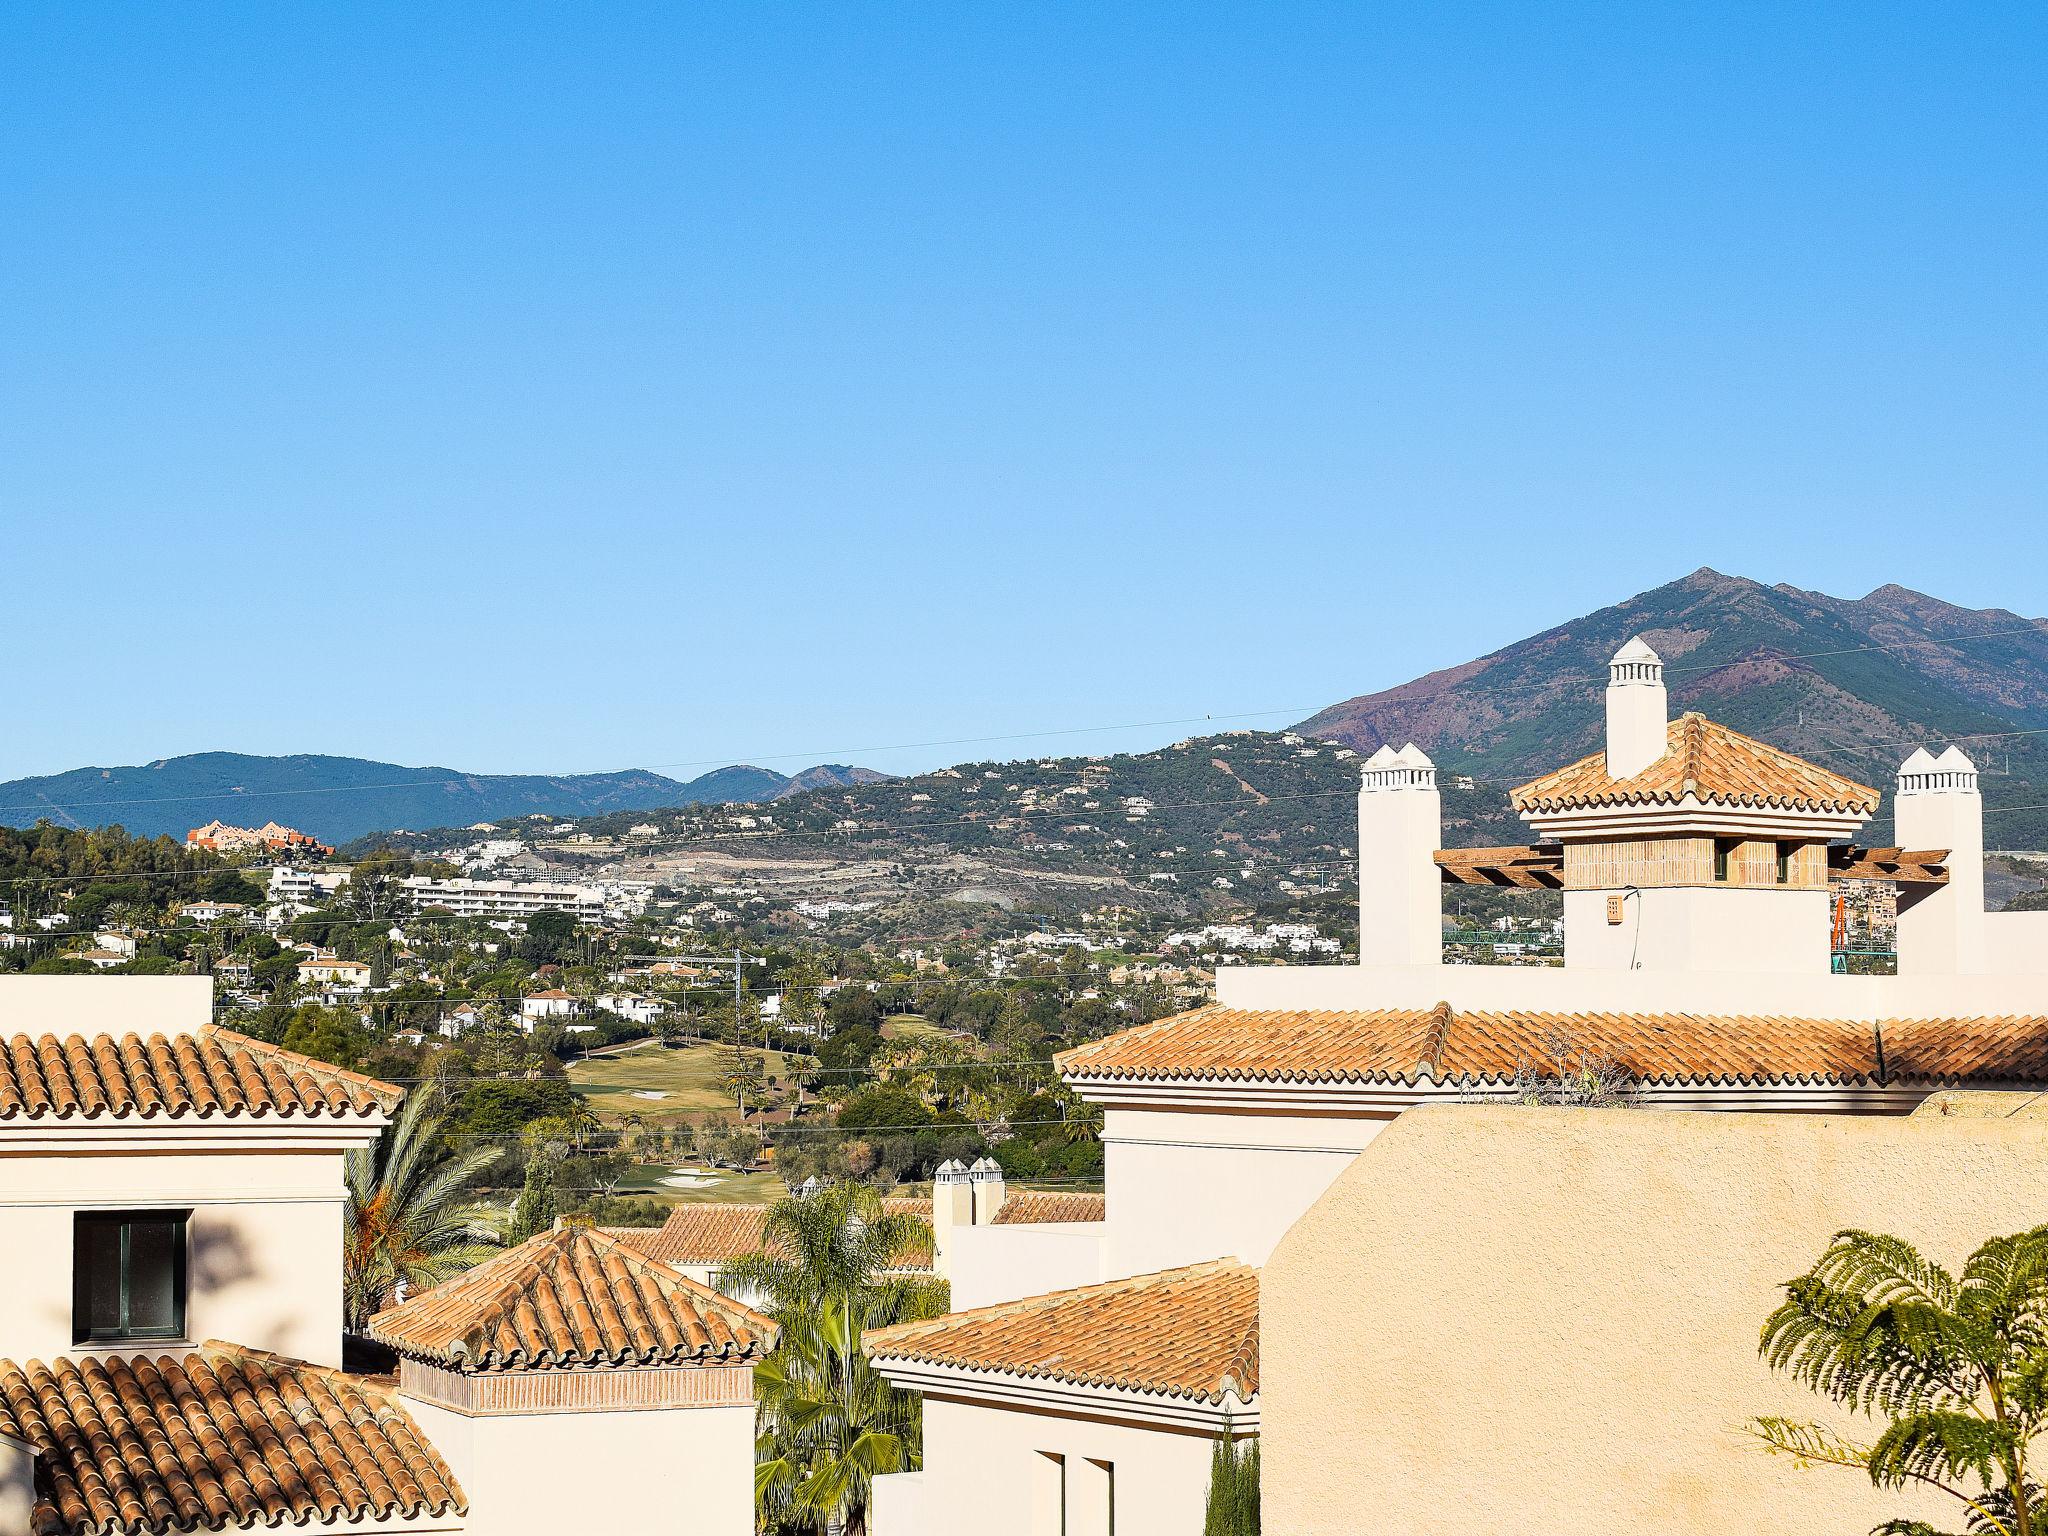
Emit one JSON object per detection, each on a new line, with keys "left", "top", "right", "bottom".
{"left": 126, "top": 1219, "right": 179, "bottom": 1333}
{"left": 78, "top": 1219, "right": 123, "bottom": 1335}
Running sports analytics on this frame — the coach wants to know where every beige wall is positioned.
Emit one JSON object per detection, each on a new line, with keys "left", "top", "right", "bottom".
{"left": 1101, "top": 1108, "right": 1386, "bottom": 1280}
{"left": 0, "top": 1148, "right": 348, "bottom": 1366}
{"left": 0, "top": 975, "right": 212, "bottom": 1038}
{"left": 403, "top": 1391, "right": 757, "bottom": 1536}
{"left": 1263, "top": 1104, "right": 2048, "bottom": 1535}
{"left": 948, "top": 1223, "right": 1105, "bottom": 1311}
{"left": 1562, "top": 885, "right": 1831, "bottom": 973}
{"left": 908, "top": 1396, "right": 1217, "bottom": 1536}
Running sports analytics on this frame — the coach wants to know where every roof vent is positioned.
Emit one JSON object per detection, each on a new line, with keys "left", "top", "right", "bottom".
{"left": 1898, "top": 745, "right": 1978, "bottom": 795}
{"left": 1360, "top": 743, "right": 1437, "bottom": 792}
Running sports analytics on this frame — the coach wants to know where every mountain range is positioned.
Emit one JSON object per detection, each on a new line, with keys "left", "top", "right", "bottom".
{"left": 9, "top": 569, "right": 2046, "bottom": 859}
{"left": 0, "top": 753, "right": 888, "bottom": 845}
{"left": 1300, "top": 568, "right": 2048, "bottom": 845}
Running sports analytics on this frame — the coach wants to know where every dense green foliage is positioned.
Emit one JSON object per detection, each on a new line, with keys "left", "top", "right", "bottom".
{"left": 343, "top": 1088, "right": 505, "bottom": 1331}
{"left": 729, "top": 1186, "right": 948, "bottom": 1536}
{"left": 1753, "top": 1226, "right": 2048, "bottom": 1536}
{"left": 1203, "top": 1434, "right": 1261, "bottom": 1536}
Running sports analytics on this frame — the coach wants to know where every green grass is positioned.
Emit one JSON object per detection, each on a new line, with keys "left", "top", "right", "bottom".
{"left": 880, "top": 1013, "right": 960, "bottom": 1042}
{"left": 613, "top": 1163, "right": 788, "bottom": 1207}
{"left": 567, "top": 1039, "right": 802, "bottom": 1120}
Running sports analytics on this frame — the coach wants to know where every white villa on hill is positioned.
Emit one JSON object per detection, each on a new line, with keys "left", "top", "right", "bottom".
{"left": 0, "top": 976, "right": 767, "bottom": 1536}
{"left": 863, "top": 637, "right": 2048, "bottom": 1536}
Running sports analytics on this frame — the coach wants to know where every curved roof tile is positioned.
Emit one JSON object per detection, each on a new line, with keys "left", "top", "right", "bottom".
{"left": 1509, "top": 712, "right": 1880, "bottom": 816}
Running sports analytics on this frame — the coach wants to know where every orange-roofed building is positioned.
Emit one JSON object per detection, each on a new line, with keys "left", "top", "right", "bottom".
{"left": 864, "top": 634, "right": 2048, "bottom": 1536}
{"left": 367, "top": 1226, "right": 774, "bottom": 1536}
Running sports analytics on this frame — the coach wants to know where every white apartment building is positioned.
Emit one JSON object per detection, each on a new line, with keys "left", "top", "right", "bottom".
{"left": 865, "top": 636, "right": 2048, "bottom": 1536}
{"left": 400, "top": 876, "right": 605, "bottom": 923}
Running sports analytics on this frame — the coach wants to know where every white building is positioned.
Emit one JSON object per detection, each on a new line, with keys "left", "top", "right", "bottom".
{"left": 596, "top": 992, "right": 663, "bottom": 1025}
{"left": 401, "top": 876, "right": 606, "bottom": 923}
{"left": 519, "top": 989, "right": 580, "bottom": 1027}
{"left": 865, "top": 636, "right": 2048, "bottom": 1536}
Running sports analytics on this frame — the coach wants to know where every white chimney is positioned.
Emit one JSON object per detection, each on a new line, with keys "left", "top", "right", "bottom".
{"left": 1357, "top": 743, "right": 1443, "bottom": 968}
{"left": 1894, "top": 745, "right": 1985, "bottom": 975}
{"left": 930, "top": 1159, "right": 973, "bottom": 1278}
{"left": 1604, "top": 636, "right": 1668, "bottom": 780}
{"left": 968, "top": 1156, "right": 1007, "bottom": 1224}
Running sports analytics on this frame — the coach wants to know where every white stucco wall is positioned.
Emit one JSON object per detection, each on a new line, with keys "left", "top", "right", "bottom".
{"left": 1100, "top": 1109, "right": 1386, "bottom": 1280}
{"left": 909, "top": 1396, "right": 1218, "bottom": 1536}
{"left": 0, "top": 1147, "right": 349, "bottom": 1366}
{"left": 1217, "top": 955, "right": 2048, "bottom": 1019}
{"left": 947, "top": 1224, "right": 1105, "bottom": 1311}
{"left": 0, "top": 976, "right": 213, "bottom": 1038}
{"left": 403, "top": 1393, "right": 757, "bottom": 1536}
{"left": 1263, "top": 1105, "right": 2048, "bottom": 1535}
{"left": 1562, "top": 886, "right": 1830, "bottom": 973}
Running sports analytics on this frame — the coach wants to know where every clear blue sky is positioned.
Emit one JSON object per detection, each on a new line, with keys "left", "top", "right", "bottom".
{"left": 3, "top": 3, "right": 2042, "bottom": 783}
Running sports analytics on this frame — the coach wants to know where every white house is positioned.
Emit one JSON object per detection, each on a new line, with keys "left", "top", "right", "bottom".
{"left": 865, "top": 636, "right": 2048, "bottom": 1536}
{"left": 519, "top": 989, "right": 579, "bottom": 1028}
{"left": 0, "top": 974, "right": 770, "bottom": 1536}
{"left": 596, "top": 992, "right": 663, "bottom": 1026}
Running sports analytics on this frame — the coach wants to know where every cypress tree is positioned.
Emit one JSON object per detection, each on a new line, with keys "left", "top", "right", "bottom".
{"left": 1202, "top": 1432, "right": 1260, "bottom": 1535}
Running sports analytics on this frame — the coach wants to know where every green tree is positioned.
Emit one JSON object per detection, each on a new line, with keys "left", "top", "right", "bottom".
{"left": 1203, "top": 1432, "right": 1261, "bottom": 1536}
{"left": 723, "top": 1185, "right": 948, "bottom": 1536}
{"left": 343, "top": 1088, "right": 507, "bottom": 1331}
{"left": 1752, "top": 1225, "right": 2048, "bottom": 1536}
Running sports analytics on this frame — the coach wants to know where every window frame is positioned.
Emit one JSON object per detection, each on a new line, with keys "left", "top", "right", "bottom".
{"left": 73, "top": 1209, "right": 191, "bottom": 1345}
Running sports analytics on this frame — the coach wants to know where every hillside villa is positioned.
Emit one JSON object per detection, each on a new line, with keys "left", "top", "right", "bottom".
{"left": 861, "top": 637, "right": 2048, "bottom": 1536}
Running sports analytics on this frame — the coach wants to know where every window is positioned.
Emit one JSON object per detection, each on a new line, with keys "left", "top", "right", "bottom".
{"left": 74, "top": 1211, "right": 188, "bottom": 1344}
{"left": 1713, "top": 839, "right": 1737, "bottom": 882}
{"left": 1777, "top": 843, "right": 1795, "bottom": 885}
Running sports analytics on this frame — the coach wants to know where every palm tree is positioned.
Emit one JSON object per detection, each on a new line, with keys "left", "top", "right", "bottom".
{"left": 343, "top": 1087, "right": 507, "bottom": 1331}
{"left": 724, "top": 1184, "right": 949, "bottom": 1536}
{"left": 1752, "top": 1225, "right": 2048, "bottom": 1536}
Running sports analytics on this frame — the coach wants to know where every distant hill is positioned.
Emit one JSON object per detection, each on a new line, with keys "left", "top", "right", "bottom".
{"left": 1299, "top": 569, "right": 2048, "bottom": 846}
{"left": 0, "top": 752, "right": 891, "bottom": 845}
{"left": 774, "top": 764, "right": 895, "bottom": 799}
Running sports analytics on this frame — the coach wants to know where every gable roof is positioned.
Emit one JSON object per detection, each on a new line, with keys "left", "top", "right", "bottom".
{"left": 1509, "top": 712, "right": 1880, "bottom": 816}
{"left": 0, "top": 1026, "right": 401, "bottom": 1123}
{"left": 614, "top": 1198, "right": 936, "bottom": 1272}
{"left": 1054, "top": 1004, "right": 2048, "bottom": 1090}
{"left": 0, "top": 1343, "right": 463, "bottom": 1535}
{"left": 368, "top": 1225, "right": 775, "bottom": 1371}
{"left": 990, "top": 1191, "right": 1107, "bottom": 1225}
{"left": 865, "top": 1260, "right": 1258, "bottom": 1404}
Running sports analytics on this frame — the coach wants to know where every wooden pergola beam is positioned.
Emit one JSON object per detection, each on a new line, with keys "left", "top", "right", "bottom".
{"left": 1434, "top": 846, "right": 1564, "bottom": 890}
{"left": 1829, "top": 846, "right": 1951, "bottom": 886}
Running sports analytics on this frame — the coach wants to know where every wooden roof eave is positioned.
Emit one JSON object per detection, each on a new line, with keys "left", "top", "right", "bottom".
{"left": 1434, "top": 845, "right": 1564, "bottom": 890}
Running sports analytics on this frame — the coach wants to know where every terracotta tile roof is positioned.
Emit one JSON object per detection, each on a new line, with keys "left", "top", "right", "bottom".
{"left": 1056, "top": 1004, "right": 2048, "bottom": 1089}
{"left": 617, "top": 1199, "right": 936, "bottom": 1272}
{"left": 368, "top": 1225, "right": 775, "bottom": 1371}
{"left": 1509, "top": 712, "right": 1880, "bottom": 816}
{"left": 990, "top": 1191, "right": 1107, "bottom": 1225}
{"left": 0, "top": 1343, "right": 463, "bottom": 1536}
{"left": 0, "top": 1026, "right": 401, "bottom": 1122}
{"left": 866, "top": 1260, "right": 1258, "bottom": 1403}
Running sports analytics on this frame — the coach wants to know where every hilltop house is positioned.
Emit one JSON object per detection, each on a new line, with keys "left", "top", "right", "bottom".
{"left": 0, "top": 977, "right": 768, "bottom": 1536}
{"left": 863, "top": 637, "right": 2048, "bottom": 1536}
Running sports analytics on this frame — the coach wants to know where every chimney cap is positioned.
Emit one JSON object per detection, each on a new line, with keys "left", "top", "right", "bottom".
{"left": 1363, "top": 745, "right": 1398, "bottom": 769}
{"left": 1934, "top": 745, "right": 1978, "bottom": 772}
{"left": 1610, "top": 635, "right": 1662, "bottom": 667}
{"left": 1899, "top": 746, "right": 1938, "bottom": 775}
{"left": 1389, "top": 743, "right": 1434, "bottom": 770}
